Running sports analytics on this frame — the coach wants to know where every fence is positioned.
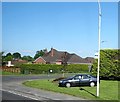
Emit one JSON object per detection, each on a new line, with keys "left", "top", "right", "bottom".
{"left": 2, "top": 66, "right": 21, "bottom": 73}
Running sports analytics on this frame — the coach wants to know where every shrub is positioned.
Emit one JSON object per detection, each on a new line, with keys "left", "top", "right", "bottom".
{"left": 92, "top": 49, "right": 120, "bottom": 80}
{"left": 19, "top": 64, "right": 89, "bottom": 74}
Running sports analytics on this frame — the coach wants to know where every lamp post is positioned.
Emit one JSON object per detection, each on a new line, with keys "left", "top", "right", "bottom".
{"left": 97, "top": 0, "right": 101, "bottom": 97}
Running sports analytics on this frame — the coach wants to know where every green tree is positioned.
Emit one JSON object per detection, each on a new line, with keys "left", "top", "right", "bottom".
{"left": 0, "top": 52, "right": 7, "bottom": 66}
{"left": 1, "top": 52, "right": 13, "bottom": 62}
{"left": 22, "top": 56, "right": 34, "bottom": 62}
{"left": 6, "top": 53, "right": 12, "bottom": 57}
{"left": 13, "top": 52, "right": 21, "bottom": 59}
{"left": 34, "top": 50, "right": 45, "bottom": 59}
{"left": 92, "top": 49, "right": 120, "bottom": 79}
{"left": 4, "top": 55, "right": 13, "bottom": 61}
{"left": 0, "top": 52, "right": 4, "bottom": 66}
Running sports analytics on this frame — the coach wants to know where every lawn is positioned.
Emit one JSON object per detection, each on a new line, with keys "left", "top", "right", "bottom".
{"left": 23, "top": 79, "right": 119, "bottom": 100}
{"left": 1, "top": 70, "right": 21, "bottom": 75}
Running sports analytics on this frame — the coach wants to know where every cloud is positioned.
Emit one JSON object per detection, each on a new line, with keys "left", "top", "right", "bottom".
{"left": 21, "top": 50, "right": 34, "bottom": 53}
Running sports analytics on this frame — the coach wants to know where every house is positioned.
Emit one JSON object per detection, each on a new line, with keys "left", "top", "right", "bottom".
{"left": 11, "top": 59, "right": 28, "bottom": 65}
{"left": 33, "top": 48, "right": 94, "bottom": 65}
{"left": 6, "top": 61, "right": 14, "bottom": 67}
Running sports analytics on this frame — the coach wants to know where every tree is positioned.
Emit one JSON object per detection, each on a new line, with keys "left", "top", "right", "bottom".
{"left": 92, "top": 49, "right": 120, "bottom": 79}
{"left": 0, "top": 52, "right": 7, "bottom": 66}
{"left": 2, "top": 52, "right": 13, "bottom": 63}
{"left": 22, "top": 56, "right": 34, "bottom": 62}
{"left": 6, "top": 53, "right": 12, "bottom": 57}
{"left": 61, "top": 52, "right": 68, "bottom": 77}
{"left": 13, "top": 52, "right": 21, "bottom": 59}
{"left": 4, "top": 55, "right": 13, "bottom": 61}
{"left": 0, "top": 52, "right": 4, "bottom": 66}
{"left": 0, "top": 52, "right": 3, "bottom": 60}
{"left": 34, "top": 50, "right": 45, "bottom": 59}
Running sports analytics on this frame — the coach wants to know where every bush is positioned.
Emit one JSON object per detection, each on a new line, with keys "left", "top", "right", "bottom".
{"left": 19, "top": 64, "right": 89, "bottom": 74}
{"left": 92, "top": 49, "right": 120, "bottom": 80}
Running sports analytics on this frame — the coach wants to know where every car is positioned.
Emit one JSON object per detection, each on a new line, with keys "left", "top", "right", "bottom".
{"left": 59, "top": 74, "right": 98, "bottom": 88}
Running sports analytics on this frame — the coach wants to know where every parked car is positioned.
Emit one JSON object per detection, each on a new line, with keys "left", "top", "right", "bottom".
{"left": 59, "top": 74, "right": 98, "bottom": 88}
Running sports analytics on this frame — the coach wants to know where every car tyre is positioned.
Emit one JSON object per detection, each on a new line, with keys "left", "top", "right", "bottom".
{"left": 66, "top": 83, "right": 71, "bottom": 88}
{"left": 90, "top": 82, "right": 95, "bottom": 87}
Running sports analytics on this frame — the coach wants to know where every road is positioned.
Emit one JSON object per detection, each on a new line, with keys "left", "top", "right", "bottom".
{"left": 1, "top": 90, "right": 63, "bottom": 102}
{"left": 1, "top": 74, "right": 84, "bottom": 101}
{"left": 2, "top": 90, "right": 36, "bottom": 100}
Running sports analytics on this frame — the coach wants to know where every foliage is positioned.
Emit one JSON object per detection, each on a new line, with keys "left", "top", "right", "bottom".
{"left": 4, "top": 55, "right": 13, "bottom": 61}
{"left": 34, "top": 50, "right": 45, "bottom": 59}
{"left": 22, "top": 56, "right": 34, "bottom": 62}
{"left": 1, "top": 70, "right": 21, "bottom": 75}
{"left": 67, "top": 64, "right": 89, "bottom": 73}
{"left": 92, "top": 49, "right": 120, "bottom": 79}
{"left": 2, "top": 52, "right": 13, "bottom": 62}
{"left": 0, "top": 52, "right": 3, "bottom": 66}
{"left": 6, "top": 53, "right": 12, "bottom": 57}
{"left": 19, "top": 64, "right": 89, "bottom": 74}
{"left": 13, "top": 52, "right": 21, "bottom": 59}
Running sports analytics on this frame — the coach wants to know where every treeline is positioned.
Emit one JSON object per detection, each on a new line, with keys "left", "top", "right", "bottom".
{"left": 1, "top": 49, "right": 47, "bottom": 64}
{"left": 20, "top": 64, "right": 89, "bottom": 74}
{"left": 1, "top": 49, "right": 120, "bottom": 80}
{"left": 92, "top": 49, "right": 120, "bottom": 80}
{"left": 2, "top": 52, "right": 34, "bottom": 62}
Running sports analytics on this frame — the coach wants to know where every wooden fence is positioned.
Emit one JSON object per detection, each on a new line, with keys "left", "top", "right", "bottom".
{"left": 1, "top": 66, "right": 21, "bottom": 73}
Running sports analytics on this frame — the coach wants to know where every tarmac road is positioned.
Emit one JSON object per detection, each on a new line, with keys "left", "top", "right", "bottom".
{"left": 1, "top": 75, "right": 84, "bottom": 101}
{"left": 2, "top": 90, "right": 36, "bottom": 100}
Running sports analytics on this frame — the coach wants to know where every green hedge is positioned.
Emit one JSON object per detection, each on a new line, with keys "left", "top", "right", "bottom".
{"left": 92, "top": 49, "right": 120, "bottom": 79}
{"left": 20, "top": 64, "right": 89, "bottom": 74}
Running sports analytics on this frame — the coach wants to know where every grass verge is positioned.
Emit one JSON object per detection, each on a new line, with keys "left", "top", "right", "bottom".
{"left": 0, "top": 70, "right": 21, "bottom": 75}
{"left": 23, "top": 79, "right": 119, "bottom": 100}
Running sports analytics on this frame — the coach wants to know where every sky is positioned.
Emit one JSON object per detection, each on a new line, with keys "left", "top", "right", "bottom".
{"left": 2, "top": 2, "right": 118, "bottom": 58}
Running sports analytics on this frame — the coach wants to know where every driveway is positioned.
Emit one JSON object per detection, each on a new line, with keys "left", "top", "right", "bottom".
{"left": 1, "top": 75, "right": 85, "bottom": 101}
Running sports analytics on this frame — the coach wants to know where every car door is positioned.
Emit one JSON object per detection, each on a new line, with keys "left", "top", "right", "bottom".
{"left": 80, "top": 75, "right": 90, "bottom": 86}
{"left": 71, "top": 75, "right": 80, "bottom": 86}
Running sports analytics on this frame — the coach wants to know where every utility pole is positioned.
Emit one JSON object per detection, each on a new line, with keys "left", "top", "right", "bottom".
{"left": 97, "top": 0, "right": 101, "bottom": 97}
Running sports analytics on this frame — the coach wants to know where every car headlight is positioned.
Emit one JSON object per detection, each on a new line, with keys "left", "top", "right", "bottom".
{"left": 59, "top": 81, "right": 63, "bottom": 83}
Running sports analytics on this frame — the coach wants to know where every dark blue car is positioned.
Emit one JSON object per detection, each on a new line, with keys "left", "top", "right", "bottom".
{"left": 59, "top": 74, "right": 98, "bottom": 88}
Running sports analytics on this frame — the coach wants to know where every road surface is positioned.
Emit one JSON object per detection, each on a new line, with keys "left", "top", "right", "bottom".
{"left": 2, "top": 90, "right": 36, "bottom": 100}
{"left": 1, "top": 74, "right": 84, "bottom": 101}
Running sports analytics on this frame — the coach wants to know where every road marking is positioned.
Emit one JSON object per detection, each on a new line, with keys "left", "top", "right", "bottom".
{"left": 1, "top": 89, "right": 39, "bottom": 100}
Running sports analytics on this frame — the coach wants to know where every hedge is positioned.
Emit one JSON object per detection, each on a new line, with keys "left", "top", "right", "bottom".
{"left": 92, "top": 49, "right": 120, "bottom": 80}
{"left": 19, "top": 64, "right": 89, "bottom": 74}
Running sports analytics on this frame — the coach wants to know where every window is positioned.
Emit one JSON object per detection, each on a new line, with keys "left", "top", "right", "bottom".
{"left": 74, "top": 75, "right": 82, "bottom": 80}
{"left": 74, "top": 76, "right": 80, "bottom": 80}
{"left": 82, "top": 75, "right": 89, "bottom": 79}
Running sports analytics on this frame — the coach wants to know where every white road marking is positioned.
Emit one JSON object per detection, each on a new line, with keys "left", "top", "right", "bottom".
{"left": 1, "top": 89, "right": 39, "bottom": 100}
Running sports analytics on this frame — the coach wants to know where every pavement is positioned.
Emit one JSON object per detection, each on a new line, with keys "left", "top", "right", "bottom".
{"left": 1, "top": 75, "right": 85, "bottom": 101}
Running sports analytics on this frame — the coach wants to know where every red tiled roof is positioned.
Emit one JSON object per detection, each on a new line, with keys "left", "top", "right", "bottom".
{"left": 34, "top": 48, "right": 94, "bottom": 64}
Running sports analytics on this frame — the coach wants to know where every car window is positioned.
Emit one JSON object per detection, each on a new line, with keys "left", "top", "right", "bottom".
{"left": 82, "top": 75, "right": 89, "bottom": 79}
{"left": 78, "top": 76, "right": 82, "bottom": 79}
{"left": 74, "top": 75, "right": 81, "bottom": 80}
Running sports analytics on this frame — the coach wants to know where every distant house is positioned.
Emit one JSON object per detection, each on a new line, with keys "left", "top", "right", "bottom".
{"left": 33, "top": 48, "right": 94, "bottom": 65}
{"left": 6, "top": 61, "right": 14, "bottom": 67}
{"left": 4, "top": 59, "right": 28, "bottom": 68}
{"left": 12, "top": 59, "right": 28, "bottom": 65}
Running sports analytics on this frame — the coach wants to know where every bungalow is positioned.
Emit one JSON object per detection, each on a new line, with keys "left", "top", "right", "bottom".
{"left": 33, "top": 48, "right": 94, "bottom": 65}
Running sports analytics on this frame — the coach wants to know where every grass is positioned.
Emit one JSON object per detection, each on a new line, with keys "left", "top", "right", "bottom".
{"left": 1, "top": 70, "right": 21, "bottom": 75}
{"left": 23, "top": 79, "right": 119, "bottom": 100}
{"left": 0, "top": 71, "right": 89, "bottom": 76}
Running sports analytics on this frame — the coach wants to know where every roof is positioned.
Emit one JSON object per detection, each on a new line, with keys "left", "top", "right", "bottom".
{"left": 42, "top": 49, "right": 65, "bottom": 62}
{"left": 34, "top": 48, "right": 94, "bottom": 64}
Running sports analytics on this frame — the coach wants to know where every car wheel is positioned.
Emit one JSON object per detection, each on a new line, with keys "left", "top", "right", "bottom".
{"left": 90, "top": 82, "right": 95, "bottom": 87}
{"left": 66, "top": 83, "right": 71, "bottom": 88}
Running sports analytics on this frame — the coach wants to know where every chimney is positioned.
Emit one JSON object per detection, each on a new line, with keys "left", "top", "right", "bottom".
{"left": 51, "top": 48, "right": 54, "bottom": 57}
